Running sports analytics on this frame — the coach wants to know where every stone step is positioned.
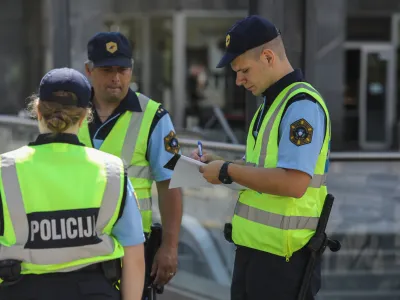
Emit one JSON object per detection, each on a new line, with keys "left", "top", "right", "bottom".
{"left": 321, "top": 270, "right": 400, "bottom": 291}
{"left": 317, "top": 290, "right": 400, "bottom": 300}
{"left": 326, "top": 233, "right": 400, "bottom": 251}
{"left": 322, "top": 248, "right": 400, "bottom": 272}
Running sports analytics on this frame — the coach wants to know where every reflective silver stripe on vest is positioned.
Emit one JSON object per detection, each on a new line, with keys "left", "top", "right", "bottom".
{"left": 0, "top": 153, "right": 122, "bottom": 271}
{"left": 309, "top": 174, "right": 327, "bottom": 188}
{"left": 235, "top": 202, "right": 319, "bottom": 230}
{"left": 245, "top": 164, "right": 327, "bottom": 188}
{"left": 138, "top": 198, "right": 152, "bottom": 211}
{"left": 127, "top": 165, "right": 152, "bottom": 179}
{"left": 121, "top": 94, "right": 152, "bottom": 180}
{"left": 0, "top": 154, "right": 29, "bottom": 246}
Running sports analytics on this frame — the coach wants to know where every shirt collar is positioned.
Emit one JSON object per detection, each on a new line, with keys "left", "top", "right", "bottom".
{"left": 28, "top": 133, "right": 84, "bottom": 146}
{"left": 90, "top": 88, "right": 142, "bottom": 114}
{"left": 262, "top": 69, "right": 305, "bottom": 105}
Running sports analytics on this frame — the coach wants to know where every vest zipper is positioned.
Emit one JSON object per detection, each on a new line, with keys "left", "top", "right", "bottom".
{"left": 285, "top": 205, "right": 294, "bottom": 262}
{"left": 285, "top": 232, "right": 291, "bottom": 262}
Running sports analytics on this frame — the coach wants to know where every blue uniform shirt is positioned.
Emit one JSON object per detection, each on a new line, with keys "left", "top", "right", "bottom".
{"left": 276, "top": 99, "right": 326, "bottom": 177}
{"left": 243, "top": 69, "right": 328, "bottom": 177}
{"left": 112, "top": 181, "right": 145, "bottom": 246}
{"left": 243, "top": 99, "right": 326, "bottom": 177}
{"left": 147, "top": 113, "right": 179, "bottom": 182}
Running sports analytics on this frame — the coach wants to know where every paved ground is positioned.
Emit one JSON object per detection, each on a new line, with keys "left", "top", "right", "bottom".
{"left": 3, "top": 121, "right": 400, "bottom": 300}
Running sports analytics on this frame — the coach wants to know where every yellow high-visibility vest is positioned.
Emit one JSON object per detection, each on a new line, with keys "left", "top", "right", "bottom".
{"left": 0, "top": 143, "right": 125, "bottom": 275}
{"left": 78, "top": 93, "right": 160, "bottom": 233}
{"left": 232, "top": 82, "right": 331, "bottom": 260}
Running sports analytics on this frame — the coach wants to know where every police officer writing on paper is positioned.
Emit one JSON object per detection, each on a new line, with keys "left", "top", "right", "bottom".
{"left": 192, "top": 16, "right": 331, "bottom": 300}
{"left": 80, "top": 32, "right": 182, "bottom": 288}
{"left": 0, "top": 68, "right": 145, "bottom": 300}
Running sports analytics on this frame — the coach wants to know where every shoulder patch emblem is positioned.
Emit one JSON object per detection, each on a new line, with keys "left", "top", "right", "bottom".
{"left": 289, "top": 118, "right": 313, "bottom": 146}
{"left": 164, "top": 130, "right": 180, "bottom": 154}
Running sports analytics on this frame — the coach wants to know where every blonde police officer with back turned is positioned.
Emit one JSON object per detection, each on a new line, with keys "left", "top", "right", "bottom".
{"left": 0, "top": 68, "right": 145, "bottom": 300}
{"left": 192, "top": 15, "right": 331, "bottom": 300}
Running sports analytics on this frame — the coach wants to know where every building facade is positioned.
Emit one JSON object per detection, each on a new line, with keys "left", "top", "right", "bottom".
{"left": 1, "top": 0, "right": 400, "bottom": 151}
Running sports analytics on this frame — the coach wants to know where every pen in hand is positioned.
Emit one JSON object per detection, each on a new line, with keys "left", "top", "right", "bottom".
{"left": 197, "top": 140, "right": 203, "bottom": 158}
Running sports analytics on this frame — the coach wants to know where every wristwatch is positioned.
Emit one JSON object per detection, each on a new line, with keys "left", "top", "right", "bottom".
{"left": 219, "top": 161, "right": 233, "bottom": 184}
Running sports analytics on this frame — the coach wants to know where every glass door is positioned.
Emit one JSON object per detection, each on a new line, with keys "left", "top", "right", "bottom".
{"left": 359, "top": 45, "right": 394, "bottom": 150}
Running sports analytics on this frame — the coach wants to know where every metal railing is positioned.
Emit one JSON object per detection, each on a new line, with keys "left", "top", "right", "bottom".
{"left": 2, "top": 114, "right": 400, "bottom": 160}
{"left": 2, "top": 114, "right": 400, "bottom": 300}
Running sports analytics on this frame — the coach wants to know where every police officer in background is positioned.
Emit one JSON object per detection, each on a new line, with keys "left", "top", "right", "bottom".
{"left": 0, "top": 68, "right": 145, "bottom": 300}
{"left": 192, "top": 16, "right": 331, "bottom": 300}
{"left": 79, "top": 32, "right": 182, "bottom": 289}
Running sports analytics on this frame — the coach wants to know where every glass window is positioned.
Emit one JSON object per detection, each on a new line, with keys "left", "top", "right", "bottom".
{"left": 178, "top": 242, "right": 213, "bottom": 279}
{"left": 346, "top": 17, "right": 391, "bottom": 41}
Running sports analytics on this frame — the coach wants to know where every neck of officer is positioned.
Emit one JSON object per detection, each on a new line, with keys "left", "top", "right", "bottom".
{"left": 39, "top": 124, "right": 79, "bottom": 135}
{"left": 275, "top": 60, "right": 294, "bottom": 83}
{"left": 265, "top": 60, "right": 294, "bottom": 92}
{"left": 92, "top": 96, "right": 121, "bottom": 123}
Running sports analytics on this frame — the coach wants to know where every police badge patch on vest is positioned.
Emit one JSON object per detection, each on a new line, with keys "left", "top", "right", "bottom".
{"left": 25, "top": 208, "right": 101, "bottom": 249}
{"left": 164, "top": 130, "right": 180, "bottom": 154}
{"left": 290, "top": 118, "right": 313, "bottom": 146}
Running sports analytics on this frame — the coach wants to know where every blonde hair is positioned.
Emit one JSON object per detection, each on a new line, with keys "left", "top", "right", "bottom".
{"left": 27, "top": 91, "right": 93, "bottom": 134}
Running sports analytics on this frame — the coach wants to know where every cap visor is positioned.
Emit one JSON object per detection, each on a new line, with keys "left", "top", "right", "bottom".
{"left": 93, "top": 57, "right": 132, "bottom": 68}
{"left": 216, "top": 52, "right": 239, "bottom": 68}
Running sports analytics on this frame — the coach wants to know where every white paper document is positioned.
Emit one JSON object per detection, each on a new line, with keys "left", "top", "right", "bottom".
{"left": 164, "top": 154, "right": 247, "bottom": 190}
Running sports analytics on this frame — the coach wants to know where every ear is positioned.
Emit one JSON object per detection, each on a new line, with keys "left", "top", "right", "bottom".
{"left": 37, "top": 109, "right": 43, "bottom": 121}
{"left": 78, "top": 115, "right": 86, "bottom": 127}
{"left": 84, "top": 63, "right": 92, "bottom": 77}
{"left": 261, "top": 49, "right": 275, "bottom": 66}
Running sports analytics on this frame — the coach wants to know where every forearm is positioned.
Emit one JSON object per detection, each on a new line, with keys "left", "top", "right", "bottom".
{"left": 157, "top": 181, "right": 183, "bottom": 248}
{"left": 211, "top": 154, "right": 244, "bottom": 166}
{"left": 228, "top": 164, "right": 309, "bottom": 198}
{"left": 233, "top": 159, "right": 246, "bottom": 165}
{"left": 121, "top": 244, "right": 145, "bottom": 300}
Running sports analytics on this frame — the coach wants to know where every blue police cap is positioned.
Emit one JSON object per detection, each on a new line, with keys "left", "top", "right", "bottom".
{"left": 87, "top": 32, "right": 133, "bottom": 68}
{"left": 216, "top": 15, "right": 281, "bottom": 68}
{"left": 39, "top": 68, "right": 92, "bottom": 108}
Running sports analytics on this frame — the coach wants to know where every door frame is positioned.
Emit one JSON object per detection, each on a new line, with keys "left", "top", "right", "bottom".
{"left": 359, "top": 44, "right": 394, "bottom": 150}
{"left": 391, "top": 14, "right": 400, "bottom": 149}
{"left": 344, "top": 42, "right": 395, "bottom": 150}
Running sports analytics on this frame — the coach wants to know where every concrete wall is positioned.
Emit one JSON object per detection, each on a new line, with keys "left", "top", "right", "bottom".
{"left": 245, "top": 0, "right": 346, "bottom": 150}
{"left": 305, "top": 0, "right": 346, "bottom": 151}
{"left": 69, "top": 0, "right": 114, "bottom": 74}
{"left": 0, "top": 0, "right": 40, "bottom": 114}
{"left": 0, "top": 0, "right": 346, "bottom": 150}
{"left": 113, "top": 0, "right": 248, "bottom": 13}
{"left": 244, "top": 0, "right": 307, "bottom": 131}
{"left": 347, "top": 0, "right": 400, "bottom": 15}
